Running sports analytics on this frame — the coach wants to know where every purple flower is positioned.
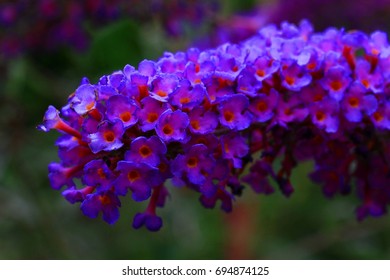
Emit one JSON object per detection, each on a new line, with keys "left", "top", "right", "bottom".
{"left": 310, "top": 98, "right": 339, "bottom": 133}
{"left": 341, "top": 82, "right": 377, "bottom": 122}
{"left": 82, "top": 159, "right": 115, "bottom": 190}
{"left": 155, "top": 109, "right": 189, "bottom": 142}
{"left": 150, "top": 74, "right": 179, "bottom": 102}
{"left": 37, "top": 105, "right": 62, "bottom": 132}
{"left": 115, "top": 161, "right": 158, "bottom": 201}
{"left": 218, "top": 94, "right": 252, "bottom": 130}
{"left": 242, "top": 161, "right": 275, "bottom": 195}
{"left": 106, "top": 95, "right": 139, "bottom": 128}
{"left": 275, "top": 95, "right": 309, "bottom": 126}
{"left": 355, "top": 60, "right": 384, "bottom": 93}
{"left": 184, "top": 60, "right": 216, "bottom": 85}
{"left": 39, "top": 20, "right": 390, "bottom": 231}
{"left": 88, "top": 120, "right": 124, "bottom": 153}
{"left": 132, "top": 212, "right": 163, "bottom": 232}
{"left": 200, "top": 188, "right": 234, "bottom": 213}
{"left": 48, "top": 163, "right": 78, "bottom": 190}
{"left": 253, "top": 55, "right": 280, "bottom": 82}
{"left": 137, "top": 97, "right": 168, "bottom": 132}
{"left": 81, "top": 191, "right": 121, "bottom": 225}
{"left": 281, "top": 60, "right": 312, "bottom": 91}
{"left": 125, "top": 136, "right": 167, "bottom": 168}
{"left": 169, "top": 79, "right": 207, "bottom": 109}
{"left": 249, "top": 89, "right": 279, "bottom": 122}
{"left": 321, "top": 65, "right": 352, "bottom": 101}
{"left": 62, "top": 186, "right": 94, "bottom": 204}
{"left": 220, "top": 133, "right": 249, "bottom": 168}
{"left": 72, "top": 84, "right": 97, "bottom": 115}
{"left": 171, "top": 144, "right": 215, "bottom": 186}
{"left": 188, "top": 107, "right": 218, "bottom": 134}
{"left": 38, "top": 105, "right": 82, "bottom": 138}
{"left": 236, "top": 67, "right": 262, "bottom": 97}
{"left": 371, "top": 103, "right": 390, "bottom": 129}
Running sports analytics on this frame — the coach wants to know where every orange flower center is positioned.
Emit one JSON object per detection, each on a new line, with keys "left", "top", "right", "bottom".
{"left": 157, "top": 90, "right": 167, "bottom": 97}
{"left": 98, "top": 195, "right": 111, "bottom": 205}
{"left": 187, "top": 157, "right": 198, "bottom": 168}
{"left": 223, "top": 111, "right": 235, "bottom": 122}
{"left": 257, "top": 100, "right": 268, "bottom": 112}
{"left": 285, "top": 76, "right": 295, "bottom": 85}
{"left": 128, "top": 170, "right": 141, "bottom": 182}
{"left": 104, "top": 131, "right": 115, "bottom": 142}
{"left": 361, "top": 79, "right": 370, "bottom": 88}
{"left": 162, "top": 124, "right": 173, "bottom": 135}
{"left": 138, "top": 85, "right": 149, "bottom": 98}
{"left": 191, "top": 120, "right": 200, "bottom": 130}
{"left": 120, "top": 111, "right": 131, "bottom": 122}
{"left": 139, "top": 145, "right": 152, "bottom": 158}
{"left": 147, "top": 112, "right": 158, "bottom": 123}
{"left": 330, "top": 80, "right": 342, "bottom": 91}
{"left": 97, "top": 168, "right": 106, "bottom": 179}
{"left": 315, "top": 111, "right": 326, "bottom": 122}
{"left": 348, "top": 97, "right": 360, "bottom": 108}
{"left": 256, "top": 69, "right": 265, "bottom": 77}
{"left": 373, "top": 111, "right": 383, "bottom": 122}
{"left": 85, "top": 101, "right": 95, "bottom": 111}
{"left": 180, "top": 97, "right": 191, "bottom": 104}
{"left": 307, "top": 62, "right": 316, "bottom": 70}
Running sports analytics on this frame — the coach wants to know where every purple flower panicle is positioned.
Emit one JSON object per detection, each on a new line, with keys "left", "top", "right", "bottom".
{"left": 40, "top": 20, "right": 390, "bottom": 231}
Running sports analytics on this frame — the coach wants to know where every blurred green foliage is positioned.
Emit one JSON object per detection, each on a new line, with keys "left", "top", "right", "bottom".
{"left": 1, "top": 1, "right": 390, "bottom": 260}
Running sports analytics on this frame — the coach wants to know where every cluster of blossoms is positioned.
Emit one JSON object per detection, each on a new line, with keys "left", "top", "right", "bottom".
{"left": 198, "top": 0, "right": 390, "bottom": 49}
{"left": 40, "top": 20, "right": 390, "bottom": 231}
{"left": 0, "top": 0, "right": 217, "bottom": 57}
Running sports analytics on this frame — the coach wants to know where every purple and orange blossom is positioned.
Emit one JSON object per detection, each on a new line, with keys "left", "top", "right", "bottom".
{"left": 40, "top": 20, "right": 390, "bottom": 231}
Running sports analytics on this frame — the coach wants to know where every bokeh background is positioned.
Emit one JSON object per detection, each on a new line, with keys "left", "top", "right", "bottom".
{"left": 1, "top": 0, "right": 390, "bottom": 259}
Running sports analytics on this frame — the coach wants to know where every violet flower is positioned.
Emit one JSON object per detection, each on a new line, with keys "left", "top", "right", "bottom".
{"left": 40, "top": 20, "right": 390, "bottom": 231}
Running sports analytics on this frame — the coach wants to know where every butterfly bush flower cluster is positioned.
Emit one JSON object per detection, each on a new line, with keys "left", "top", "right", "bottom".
{"left": 39, "top": 20, "right": 390, "bottom": 231}
{"left": 197, "top": 0, "right": 390, "bottom": 50}
{"left": 0, "top": 0, "right": 217, "bottom": 57}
